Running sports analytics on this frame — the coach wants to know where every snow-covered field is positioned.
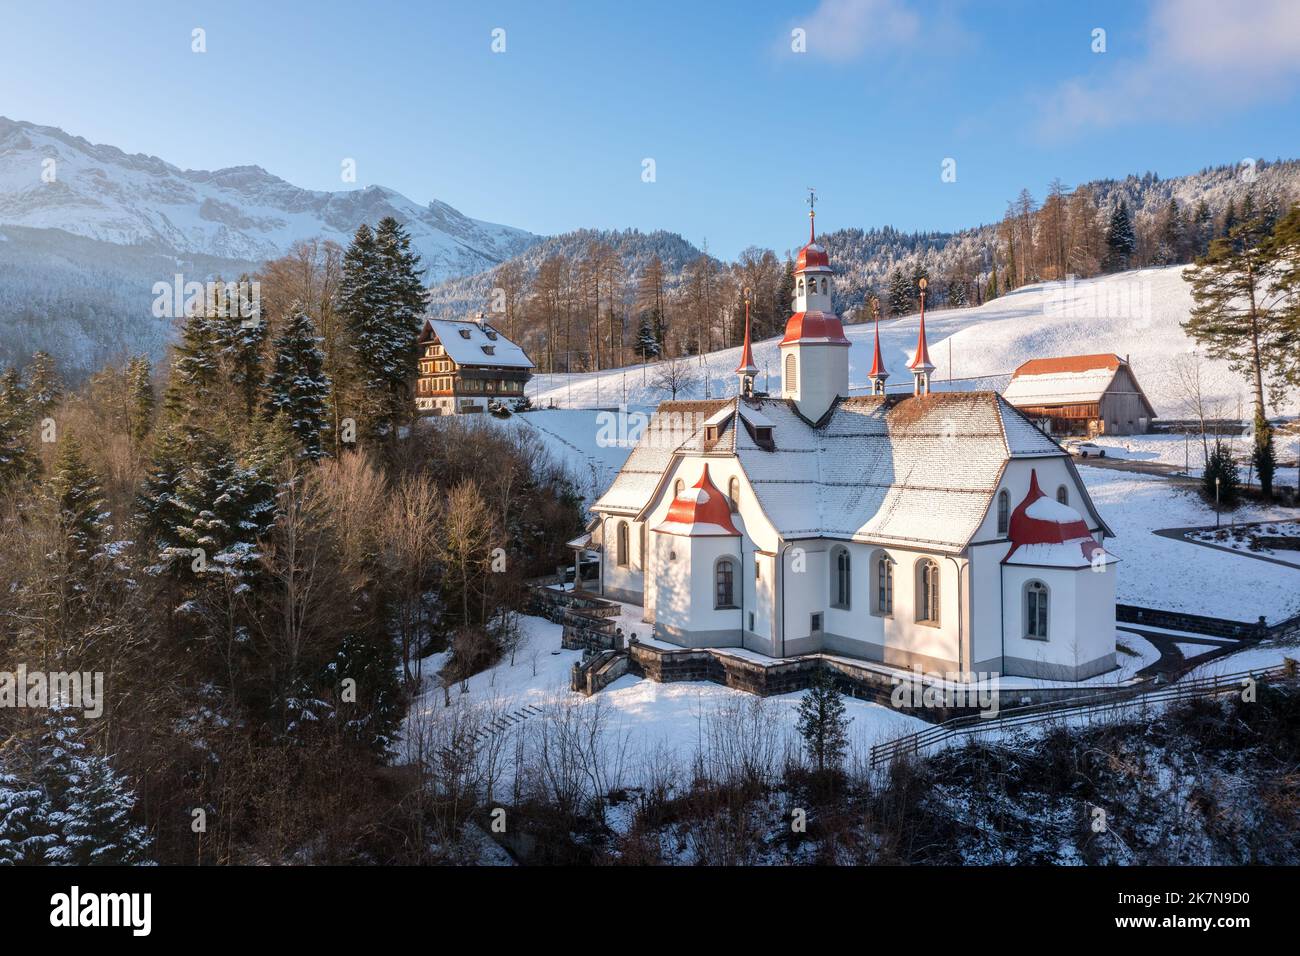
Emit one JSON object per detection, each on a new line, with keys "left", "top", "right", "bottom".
{"left": 1080, "top": 468, "right": 1300, "bottom": 621}
{"left": 403, "top": 614, "right": 930, "bottom": 785}
{"left": 524, "top": 267, "right": 1298, "bottom": 418}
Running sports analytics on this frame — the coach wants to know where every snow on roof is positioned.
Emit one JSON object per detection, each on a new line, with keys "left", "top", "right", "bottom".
{"left": 592, "top": 400, "right": 731, "bottom": 514}
{"left": 703, "top": 404, "right": 735, "bottom": 427}
{"left": 1003, "top": 540, "right": 1117, "bottom": 569}
{"left": 1002, "top": 353, "right": 1132, "bottom": 407}
{"left": 597, "top": 391, "right": 1078, "bottom": 552}
{"left": 737, "top": 405, "right": 774, "bottom": 429}
{"left": 1002, "top": 366, "right": 1119, "bottom": 406}
{"left": 420, "top": 318, "right": 534, "bottom": 369}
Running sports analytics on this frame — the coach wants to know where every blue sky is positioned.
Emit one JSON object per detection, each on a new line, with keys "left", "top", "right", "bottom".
{"left": 3, "top": 0, "right": 1299, "bottom": 258}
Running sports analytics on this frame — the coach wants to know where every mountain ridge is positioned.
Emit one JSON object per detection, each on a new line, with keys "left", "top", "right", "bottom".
{"left": 0, "top": 116, "right": 540, "bottom": 278}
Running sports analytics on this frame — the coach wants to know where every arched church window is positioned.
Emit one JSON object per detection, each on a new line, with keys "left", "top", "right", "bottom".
{"left": 797, "top": 278, "right": 805, "bottom": 296}
{"left": 820, "top": 278, "right": 828, "bottom": 294}
{"left": 616, "top": 521, "right": 629, "bottom": 567}
{"left": 727, "top": 476, "right": 740, "bottom": 513}
{"left": 997, "top": 490, "right": 1010, "bottom": 535}
{"left": 673, "top": 478, "right": 684, "bottom": 498}
{"left": 784, "top": 354, "right": 797, "bottom": 392}
{"left": 917, "top": 559, "right": 940, "bottom": 626}
{"left": 1025, "top": 581, "right": 1049, "bottom": 639}
{"left": 1056, "top": 485, "right": 1069, "bottom": 506}
{"left": 831, "top": 547, "right": 851, "bottom": 609}
{"left": 715, "top": 558, "right": 736, "bottom": 609}
{"left": 872, "top": 551, "right": 893, "bottom": 615}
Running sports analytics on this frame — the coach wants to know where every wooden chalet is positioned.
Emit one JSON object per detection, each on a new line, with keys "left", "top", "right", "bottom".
{"left": 415, "top": 316, "right": 535, "bottom": 415}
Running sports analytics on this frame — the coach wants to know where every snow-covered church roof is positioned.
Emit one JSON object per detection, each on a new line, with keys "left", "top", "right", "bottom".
{"left": 594, "top": 391, "right": 1106, "bottom": 553}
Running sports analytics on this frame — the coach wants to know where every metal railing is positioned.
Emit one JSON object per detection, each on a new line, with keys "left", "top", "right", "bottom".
{"left": 869, "top": 664, "right": 1292, "bottom": 768}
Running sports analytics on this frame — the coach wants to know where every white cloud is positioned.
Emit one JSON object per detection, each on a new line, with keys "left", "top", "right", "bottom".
{"left": 794, "top": 0, "right": 921, "bottom": 61}
{"left": 1036, "top": 0, "right": 1300, "bottom": 139}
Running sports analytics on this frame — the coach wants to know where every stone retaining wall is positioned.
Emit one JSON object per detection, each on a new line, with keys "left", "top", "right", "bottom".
{"left": 1117, "top": 603, "right": 1266, "bottom": 639}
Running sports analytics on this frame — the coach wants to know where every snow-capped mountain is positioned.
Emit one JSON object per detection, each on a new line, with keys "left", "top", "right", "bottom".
{"left": 0, "top": 117, "right": 538, "bottom": 281}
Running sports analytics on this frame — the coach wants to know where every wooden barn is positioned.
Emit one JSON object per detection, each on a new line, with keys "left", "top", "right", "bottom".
{"left": 1002, "top": 353, "right": 1156, "bottom": 436}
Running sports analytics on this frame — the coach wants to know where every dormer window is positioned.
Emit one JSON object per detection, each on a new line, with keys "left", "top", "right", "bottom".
{"left": 482, "top": 345, "right": 495, "bottom": 355}
{"left": 705, "top": 425, "right": 719, "bottom": 442}
{"left": 486, "top": 330, "right": 498, "bottom": 340}
{"left": 458, "top": 328, "right": 471, "bottom": 339}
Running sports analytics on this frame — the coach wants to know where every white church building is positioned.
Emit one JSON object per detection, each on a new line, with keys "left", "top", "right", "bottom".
{"left": 584, "top": 208, "right": 1119, "bottom": 682}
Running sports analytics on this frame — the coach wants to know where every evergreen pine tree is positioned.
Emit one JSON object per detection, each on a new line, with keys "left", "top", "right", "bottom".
{"left": 1202, "top": 442, "right": 1240, "bottom": 508}
{"left": 324, "top": 632, "right": 404, "bottom": 755}
{"left": 0, "top": 768, "right": 58, "bottom": 865}
{"left": 1221, "top": 198, "right": 1237, "bottom": 239}
{"left": 795, "top": 669, "right": 851, "bottom": 773}
{"left": 1182, "top": 211, "right": 1287, "bottom": 455}
{"left": 1265, "top": 202, "right": 1300, "bottom": 393}
{"left": 340, "top": 218, "right": 426, "bottom": 440}
{"left": 38, "top": 708, "right": 152, "bottom": 866}
{"left": 886, "top": 267, "right": 912, "bottom": 317}
{"left": 1252, "top": 410, "right": 1277, "bottom": 499}
{"left": 777, "top": 258, "right": 796, "bottom": 333}
{"left": 126, "top": 355, "right": 155, "bottom": 446}
{"left": 0, "top": 368, "right": 35, "bottom": 492}
{"left": 172, "top": 442, "right": 277, "bottom": 583}
{"left": 634, "top": 311, "right": 661, "bottom": 360}
{"left": 45, "top": 435, "right": 110, "bottom": 568}
{"left": 215, "top": 279, "right": 268, "bottom": 424}
{"left": 264, "top": 306, "right": 330, "bottom": 461}
{"left": 1193, "top": 200, "right": 1213, "bottom": 258}
{"left": 1104, "top": 201, "right": 1136, "bottom": 271}
{"left": 1156, "top": 198, "right": 1182, "bottom": 265}
{"left": 162, "top": 308, "right": 222, "bottom": 428}
{"left": 135, "top": 427, "right": 191, "bottom": 554}
{"left": 25, "top": 351, "right": 62, "bottom": 417}
{"left": 946, "top": 277, "right": 968, "bottom": 307}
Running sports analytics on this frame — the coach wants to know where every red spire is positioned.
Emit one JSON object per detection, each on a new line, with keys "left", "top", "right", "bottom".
{"left": 735, "top": 296, "right": 758, "bottom": 377}
{"left": 868, "top": 310, "right": 887, "bottom": 379}
{"left": 908, "top": 283, "right": 935, "bottom": 371}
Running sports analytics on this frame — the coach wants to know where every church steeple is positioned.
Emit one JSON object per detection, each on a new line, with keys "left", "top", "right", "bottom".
{"left": 735, "top": 288, "right": 758, "bottom": 396}
{"left": 779, "top": 193, "right": 849, "bottom": 420}
{"left": 867, "top": 297, "right": 888, "bottom": 395}
{"left": 908, "top": 277, "right": 935, "bottom": 396}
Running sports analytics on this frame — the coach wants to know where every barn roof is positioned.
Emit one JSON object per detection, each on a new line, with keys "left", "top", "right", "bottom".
{"left": 595, "top": 392, "right": 1108, "bottom": 553}
{"left": 1002, "top": 353, "right": 1154, "bottom": 417}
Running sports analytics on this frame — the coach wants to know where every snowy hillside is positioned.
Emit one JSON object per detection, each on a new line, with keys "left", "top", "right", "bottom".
{"left": 0, "top": 117, "right": 538, "bottom": 282}
{"left": 527, "top": 266, "right": 1294, "bottom": 418}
